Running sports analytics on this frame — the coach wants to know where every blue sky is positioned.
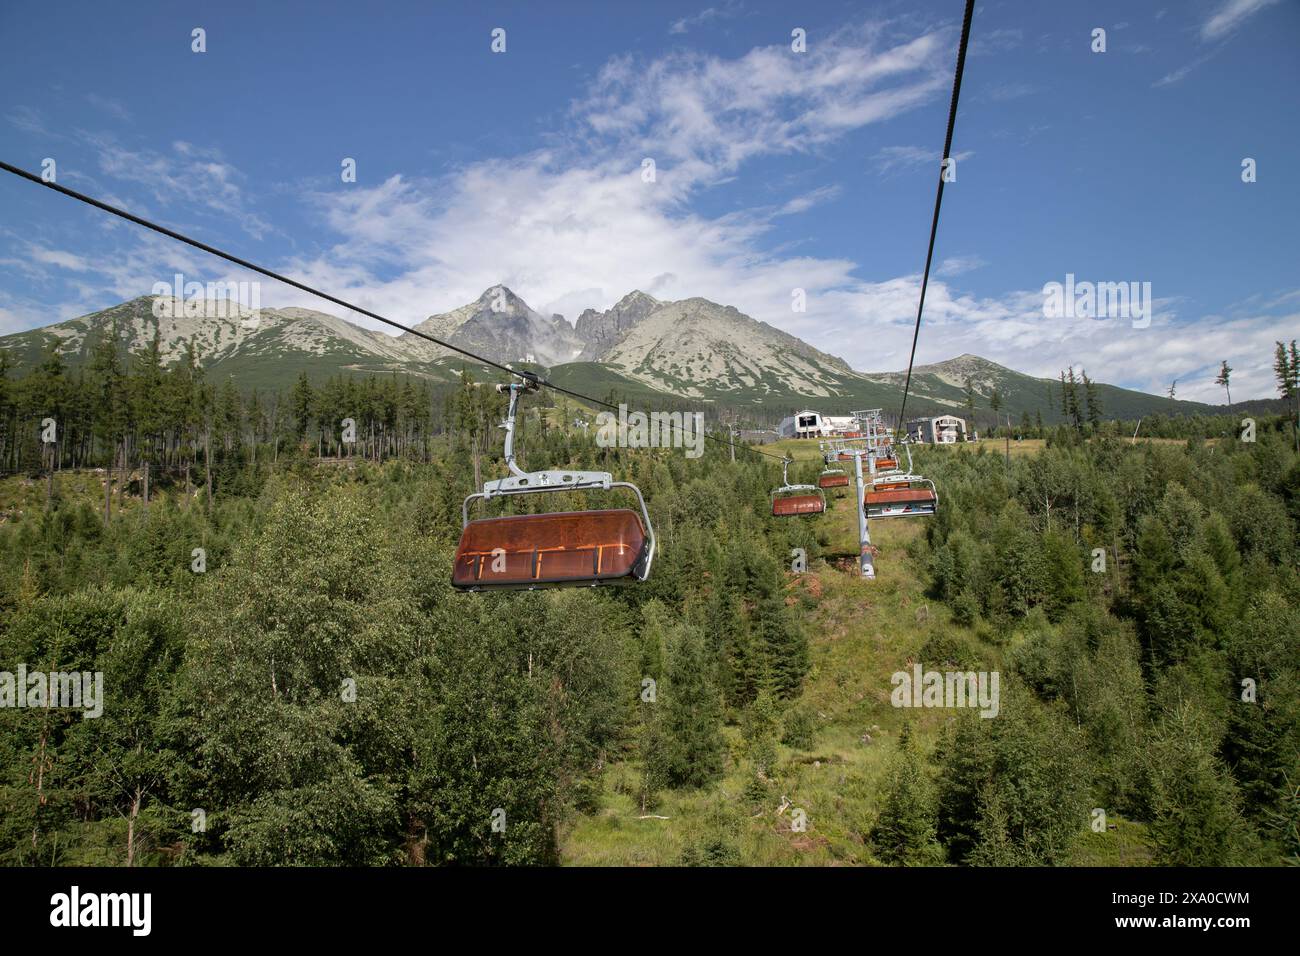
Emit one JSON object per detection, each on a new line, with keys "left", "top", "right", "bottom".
{"left": 1, "top": 0, "right": 1297, "bottom": 401}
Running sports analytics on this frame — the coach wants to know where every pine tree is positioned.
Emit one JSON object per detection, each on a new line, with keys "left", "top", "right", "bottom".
{"left": 871, "top": 725, "right": 942, "bottom": 865}
{"left": 647, "top": 623, "right": 724, "bottom": 790}
{"left": 1065, "top": 368, "right": 1083, "bottom": 430}
{"left": 89, "top": 322, "right": 127, "bottom": 521}
{"left": 1082, "top": 368, "right": 1103, "bottom": 429}
{"left": 1275, "top": 340, "right": 1299, "bottom": 450}
{"left": 1276, "top": 341, "right": 1295, "bottom": 403}
{"left": 33, "top": 346, "right": 67, "bottom": 491}
{"left": 1148, "top": 699, "right": 1254, "bottom": 865}
{"left": 290, "top": 372, "right": 314, "bottom": 440}
{"left": 132, "top": 328, "right": 165, "bottom": 506}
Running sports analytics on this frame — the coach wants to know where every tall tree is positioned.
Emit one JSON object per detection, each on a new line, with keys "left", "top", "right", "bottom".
{"left": 1065, "top": 368, "right": 1083, "bottom": 430}
{"left": 1215, "top": 360, "right": 1233, "bottom": 409}
{"left": 1275, "top": 340, "right": 1299, "bottom": 450}
{"left": 290, "top": 372, "right": 314, "bottom": 441}
{"left": 1148, "top": 699, "right": 1254, "bottom": 865}
{"left": 645, "top": 623, "right": 724, "bottom": 790}
{"left": 1081, "top": 368, "right": 1103, "bottom": 429}
{"left": 132, "top": 328, "right": 165, "bottom": 507}
{"left": 871, "top": 725, "right": 942, "bottom": 865}
{"left": 89, "top": 322, "right": 127, "bottom": 521}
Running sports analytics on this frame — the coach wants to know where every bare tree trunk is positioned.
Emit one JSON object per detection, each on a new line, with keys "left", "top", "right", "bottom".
{"left": 126, "top": 786, "right": 141, "bottom": 867}
{"left": 31, "top": 710, "right": 52, "bottom": 853}
{"left": 204, "top": 428, "right": 212, "bottom": 515}
{"left": 116, "top": 441, "right": 127, "bottom": 513}
{"left": 104, "top": 444, "right": 113, "bottom": 523}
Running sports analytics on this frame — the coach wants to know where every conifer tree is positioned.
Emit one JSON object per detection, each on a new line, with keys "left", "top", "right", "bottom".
{"left": 871, "top": 725, "right": 942, "bottom": 865}
{"left": 646, "top": 623, "right": 723, "bottom": 790}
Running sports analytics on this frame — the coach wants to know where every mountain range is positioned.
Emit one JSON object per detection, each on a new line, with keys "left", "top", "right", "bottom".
{"left": 0, "top": 286, "right": 1237, "bottom": 422}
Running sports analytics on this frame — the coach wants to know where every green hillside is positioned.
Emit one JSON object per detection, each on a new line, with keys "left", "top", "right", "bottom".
{"left": 0, "top": 301, "right": 1239, "bottom": 426}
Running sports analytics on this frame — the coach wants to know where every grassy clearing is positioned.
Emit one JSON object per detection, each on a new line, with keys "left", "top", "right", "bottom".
{"left": 1069, "top": 816, "right": 1154, "bottom": 866}
{"left": 561, "top": 443, "right": 1161, "bottom": 866}
{"left": 0, "top": 470, "right": 200, "bottom": 524}
{"left": 561, "top": 485, "right": 938, "bottom": 865}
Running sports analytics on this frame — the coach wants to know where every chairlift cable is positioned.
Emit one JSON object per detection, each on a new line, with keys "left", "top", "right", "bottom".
{"left": 894, "top": 0, "right": 976, "bottom": 435}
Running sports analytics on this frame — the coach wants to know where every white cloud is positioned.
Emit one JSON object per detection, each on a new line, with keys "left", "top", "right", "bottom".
{"left": 27, "top": 247, "right": 93, "bottom": 271}
{"left": 1200, "top": 0, "right": 1280, "bottom": 41}
{"left": 969, "top": 28, "right": 1023, "bottom": 56}
{"left": 267, "top": 24, "right": 954, "bottom": 321}
{"left": 5, "top": 105, "right": 48, "bottom": 136}
{"left": 1154, "top": 49, "right": 1219, "bottom": 87}
{"left": 576, "top": 24, "right": 951, "bottom": 171}
{"left": 809, "top": 278, "right": 1292, "bottom": 403}
{"left": 872, "top": 145, "right": 974, "bottom": 176}
{"left": 775, "top": 185, "right": 841, "bottom": 216}
{"left": 669, "top": 2, "right": 742, "bottom": 36}
{"left": 86, "top": 136, "right": 273, "bottom": 239}
{"left": 1156, "top": 0, "right": 1280, "bottom": 87}
{"left": 936, "top": 255, "right": 986, "bottom": 277}
{"left": 982, "top": 81, "right": 1037, "bottom": 101}
{"left": 86, "top": 93, "right": 132, "bottom": 122}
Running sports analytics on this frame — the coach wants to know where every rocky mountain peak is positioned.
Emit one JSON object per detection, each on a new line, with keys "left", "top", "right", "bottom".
{"left": 574, "top": 290, "right": 664, "bottom": 361}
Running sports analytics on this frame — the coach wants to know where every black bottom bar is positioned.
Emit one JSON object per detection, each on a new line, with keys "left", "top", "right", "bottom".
{"left": 0, "top": 865, "right": 1284, "bottom": 941}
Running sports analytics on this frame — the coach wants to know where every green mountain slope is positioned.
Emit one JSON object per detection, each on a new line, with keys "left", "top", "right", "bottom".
{"left": 0, "top": 297, "right": 1234, "bottom": 423}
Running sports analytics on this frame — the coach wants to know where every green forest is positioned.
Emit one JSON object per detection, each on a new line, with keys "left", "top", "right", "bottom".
{"left": 0, "top": 337, "right": 1298, "bottom": 866}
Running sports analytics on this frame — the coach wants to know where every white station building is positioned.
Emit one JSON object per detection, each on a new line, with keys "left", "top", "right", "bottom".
{"left": 905, "top": 414, "right": 969, "bottom": 444}
{"left": 777, "top": 410, "right": 861, "bottom": 439}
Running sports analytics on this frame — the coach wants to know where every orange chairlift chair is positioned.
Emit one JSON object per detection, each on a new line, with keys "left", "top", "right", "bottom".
{"left": 771, "top": 457, "right": 826, "bottom": 517}
{"left": 818, "top": 464, "right": 850, "bottom": 489}
{"left": 453, "top": 376, "right": 656, "bottom": 590}
{"left": 863, "top": 443, "right": 938, "bottom": 519}
{"left": 817, "top": 443, "right": 850, "bottom": 488}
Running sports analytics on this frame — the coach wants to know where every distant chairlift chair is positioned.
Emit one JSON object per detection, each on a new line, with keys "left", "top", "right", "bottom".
{"left": 771, "top": 458, "right": 826, "bottom": 516}
{"left": 818, "top": 466, "right": 850, "bottom": 489}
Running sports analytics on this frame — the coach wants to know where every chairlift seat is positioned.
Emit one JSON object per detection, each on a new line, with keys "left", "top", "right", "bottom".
{"left": 454, "top": 509, "right": 650, "bottom": 590}
{"left": 865, "top": 487, "right": 937, "bottom": 518}
{"left": 772, "top": 494, "right": 826, "bottom": 517}
{"left": 818, "top": 472, "right": 850, "bottom": 489}
{"left": 866, "top": 488, "right": 936, "bottom": 505}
